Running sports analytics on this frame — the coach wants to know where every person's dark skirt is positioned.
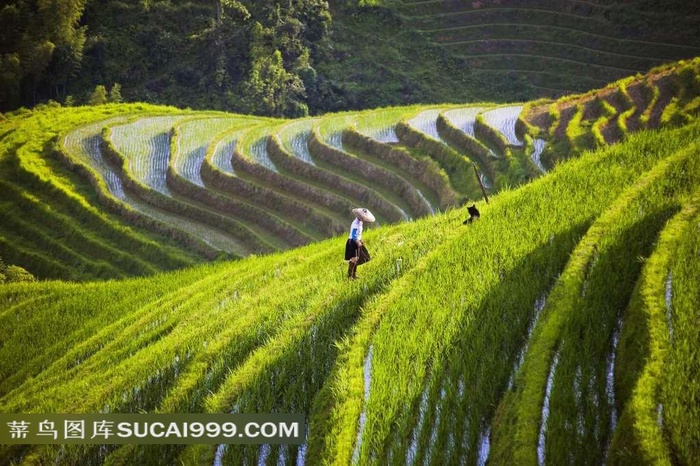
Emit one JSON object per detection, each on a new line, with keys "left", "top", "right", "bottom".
{"left": 344, "top": 238, "right": 358, "bottom": 261}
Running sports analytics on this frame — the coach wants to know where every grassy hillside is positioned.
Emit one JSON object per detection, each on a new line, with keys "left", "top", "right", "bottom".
{"left": 0, "top": 103, "right": 209, "bottom": 281}
{"left": 1, "top": 57, "right": 700, "bottom": 465}
{"left": 1, "top": 115, "right": 699, "bottom": 464}
{"left": 1, "top": 59, "right": 698, "bottom": 282}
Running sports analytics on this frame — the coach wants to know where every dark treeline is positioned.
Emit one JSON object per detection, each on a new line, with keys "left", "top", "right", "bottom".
{"left": 0, "top": 0, "right": 87, "bottom": 111}
{"left": 0, "top": 0, "right": 337, "bottom": 116}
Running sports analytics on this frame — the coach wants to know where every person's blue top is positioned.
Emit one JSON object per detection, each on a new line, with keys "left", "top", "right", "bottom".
{"left": 348, "top": 218, "right": 363, "bottom": 241}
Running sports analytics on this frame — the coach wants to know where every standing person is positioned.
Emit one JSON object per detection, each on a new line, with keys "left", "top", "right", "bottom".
{"left": 345, "top": 208, "right": 375, "bottom": 280}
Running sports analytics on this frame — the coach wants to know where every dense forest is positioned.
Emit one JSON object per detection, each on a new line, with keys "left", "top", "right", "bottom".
{"left": 1, "top": 0, "right": 700, "bottom": 116}
{"left": 1, "top": 0, "right": 334, "bottom": 116}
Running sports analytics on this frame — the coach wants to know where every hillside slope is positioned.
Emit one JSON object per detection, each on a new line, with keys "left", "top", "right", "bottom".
{"left": 0, "top": 104, "right": 208, "bottom": 281}
{"left": 1, "top": 119, "right": 699, "bottom": 465}
{"left": 394, "top": 0, "right": 700, "bottom": 98}
{"left": 1, "top": 59, "right": 698, "bottom": 282}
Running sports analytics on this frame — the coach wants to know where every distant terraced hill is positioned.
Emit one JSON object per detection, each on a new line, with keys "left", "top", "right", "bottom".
{"left": 397, "top": 0, "right": 700, "bottom": 97}
{"left": 0, "top": 59, "right": 698, "bottom": 281}
{"left": 517, "top": 58, "right": 700, "bottom": 168}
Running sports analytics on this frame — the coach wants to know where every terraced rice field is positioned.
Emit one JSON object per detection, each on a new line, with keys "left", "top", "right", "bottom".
{"left": 236, "top": 123, "right": 280, "bottom": 172}
{"left": 530, "top": 138, "right": 546, "bottom": 173}
{"left": 354, "top": 107, "right": 412, "bottom": 143}
{"left": 109, "top": 115, "right": 188, "bottom": 195}
{"left": 62, "top": 116, "right": 133, "bottom": 200}
{"left": 2, "top": 59, "right": 697, "bottom": 272}
{"left": 278, "top": 119, "right": 319, "bottom": 165}
{"left": 2, "top": 114, "right": 699, "bottom": 465}
{"left": 0, "top": 105, "right": 215, "bottom": 280}
{"left": 171, "top": 117, "right": 251, "bottom": 187}
{"left": 104, "top": 115, "right": 261, "bottom": 256}
{"left": 1, "top": 57, "right": 699, "bottom": 466}
{"left": 443, "top": 107, "right": 486, "bottom": 137}
{"left": 317, "top": 113, "right": 357, "bottom": 150}
{"left": 407, "top": 108, "right": 446, "bottom": 141}
{"left": 518, "top": 58, "right": 700, "bottom": 169}
{"left": 208, "top": 128, "right": 242, "bottom": 174}
{"left": 201, "top": 125, "right": 341, "bottom": 245}
{"left": 481, "top": 106, "right": 524, "bottom": 147}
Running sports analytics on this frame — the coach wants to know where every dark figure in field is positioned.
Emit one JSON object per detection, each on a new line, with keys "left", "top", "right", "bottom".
{"left": 463, "top": 204, "right": 480, "bottom": 224}
{"left": 345, "top": 208, "right": 375, "bottom": 279}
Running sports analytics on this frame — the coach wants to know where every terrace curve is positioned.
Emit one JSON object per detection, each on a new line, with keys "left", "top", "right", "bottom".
{"left": 62, "top": 116, "right": 249, "bottom": 256}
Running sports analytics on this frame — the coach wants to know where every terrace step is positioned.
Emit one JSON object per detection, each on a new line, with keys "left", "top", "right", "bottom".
{"left": 517, "top": 61, "right": 700, "bottom": 170}
{"left": 400, "top": 0, "right": 610, "bottom": 18}
{"left": 438, "top": 108, "right": 497, "bottom": 187}
{"left": 442, "top": 107, "right": 487, "bottom": 138}
{"left": 406, "top": 108, "right": 447, "bottom": 142}
{"left": 402, "top": 1, "right": 700, "bottom": 96}
{"left": 623, "top": 78, "right": 656, "bottom": 133}
{"left": 231, "top": 123, "right": 359, "bottom": 229}
{"left": 396, "top": 112, "right": 482, "bottom": 200}
{"left": 278, "top": 119, "right": 416, "bottom": 220}
{"left": 597, "top": 86, "right": 634, "bottom": 145}
{"left": 480, "top": 106, "right": 525, "bottom": 148}
{"left": 408, "top": 107, "right": 499, "bottom": 190}
{"left": 231, "top": 143, "right": 352, "bottom": 230}
{"left": 267, "top": 133, "right": 405, "bottom": 224}
{"left": 104, "top": 116, "right": 272, "bottom": 255}
{"left": 458, "top": 54, "right": 636, "bottom": 83}
{"left": 17, "top": 117, "right": 223, "bottom": 266}
{"left": 0, "top": 180, "right": 156, "bottom": 279}
{"left": 169, "top": 118, "right": 312, "bottom": 249}
{"left": 61, "top": 116, "right": 242, "bottom": 257}
{"left": 350, "top": 107, "right": 466, "bottom": 206}
{"left": 608, "top": 187, "right": 700, "bottom": 465}
{"left": 472, "top": 106, "right": 525, "bottom": 159}
{"left": 201, "top": 128, "right": 336, "bottom": 241}
{"left": 427, "top": 23, "right": 700, "bottom": 61}
{"left": 316, "top": 114, "right": 439, "bottom": 215}
{"left": 530, "top": 139, "right": 547, "bottom": 173}
{"left": 348, "top": 106, "right": 458, "bottom": 208}
{"left": 494, "top": 140, "right": 700, "bottom": 465}
{"left": 278, "top": 119, "right": 318, "bottom": 166}
{"left": 440, "top": 39, "right": 663, "bottom": 72}
{"left": 341, "top": 127, "right": 457, "bottom": 210}
{"left": 170, "top": 116, "right": 255, "bottom": 187}
{"left": 307, "top": 129, "right": 429, "bottom": 219}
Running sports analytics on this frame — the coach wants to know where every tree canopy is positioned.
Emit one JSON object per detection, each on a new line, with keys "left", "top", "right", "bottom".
{"left": 0, "top": 0, "right": 333, "bottom": 116}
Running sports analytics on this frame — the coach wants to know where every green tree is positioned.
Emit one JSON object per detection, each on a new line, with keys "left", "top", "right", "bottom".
{"left": 220, "top": 0, "right": 250, "bottom": 22}
{"left": 0, "top": 257, "right": 35, "bottom": 284}
{"left": 3, "top": 265, "right": 35, "bottom": 283}
{"left": 108, "top": 83, "right": 122, "bottom": 103}
{"left": 242, "top": 41, "right": 307, "bottom": 117}
{"left": 0, "top": 0, "right": 87, "bottom": 110}
{"left": 88, "top": 85, "right": 107, "bottom": 105}
{"left": 0, "top": 53, "right": 22, "bottom": 108}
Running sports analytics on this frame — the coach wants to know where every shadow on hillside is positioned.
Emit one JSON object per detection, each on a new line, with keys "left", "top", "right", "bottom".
{"left": 316, "top": 206, "right": 679, "bottom": 464}
{"left": 542, "top": 207, "right": 676, "bottom": 465}
{"left": 25, "top": 250, "right": 404, "bottom": 465}
{"left": 367, "top": 224, "right": 590, "bottom": 465}
{"left": 3, "top": 208, "right": 675, "bottom": 465}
